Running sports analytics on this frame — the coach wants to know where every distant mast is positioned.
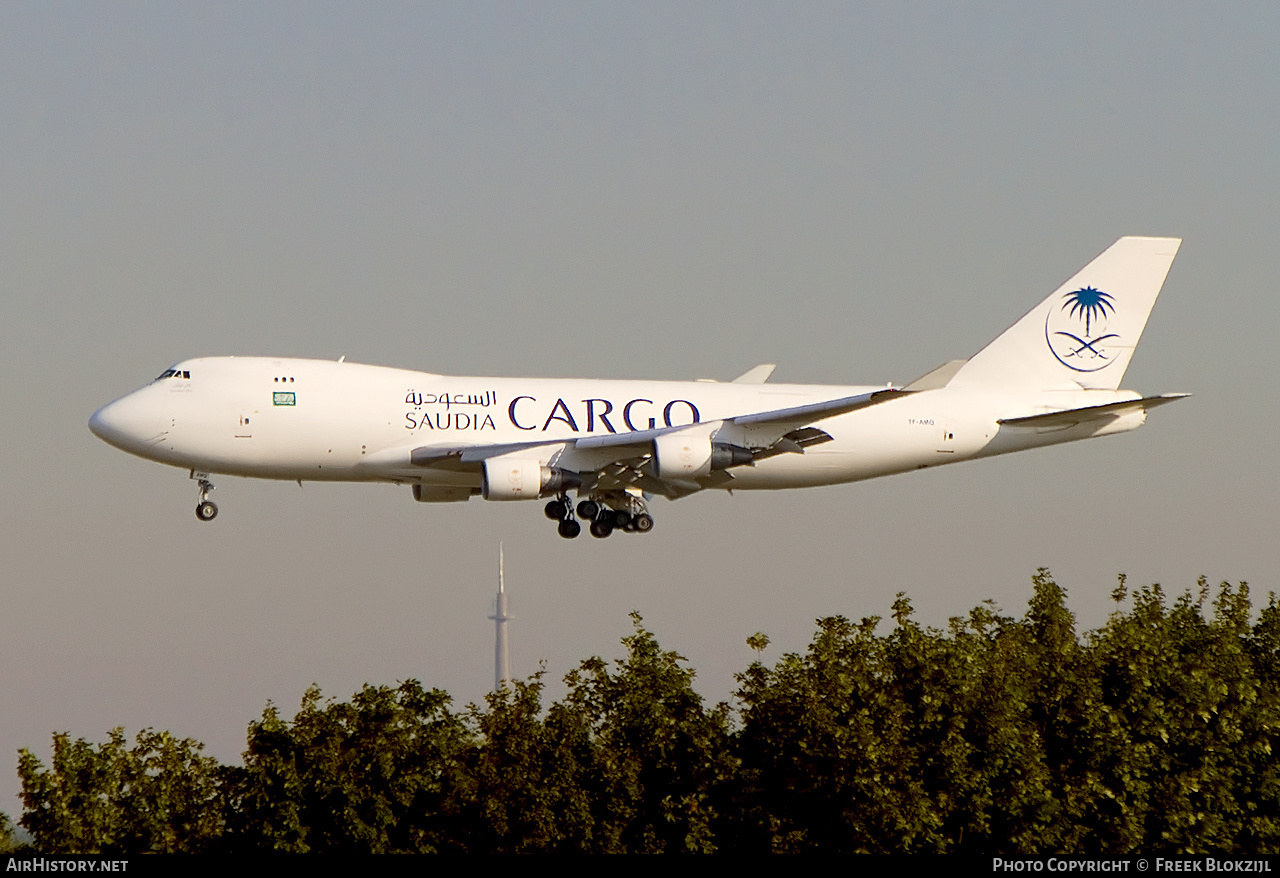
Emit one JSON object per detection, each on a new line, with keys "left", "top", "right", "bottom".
{"left": 490, "top": 543, "right": 512, "bottom": 690}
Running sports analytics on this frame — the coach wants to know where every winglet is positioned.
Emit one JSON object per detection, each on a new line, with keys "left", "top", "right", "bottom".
{"left": 731, "top": 364, "right": 776, "bottom": 384}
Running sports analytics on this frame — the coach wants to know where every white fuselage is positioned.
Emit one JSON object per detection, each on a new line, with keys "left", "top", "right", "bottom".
{"left": 86, "top": 237, "right": 1184, "bottom": 534}
{"left": 89, "top": 356, "right": 1144, "bottom": 494}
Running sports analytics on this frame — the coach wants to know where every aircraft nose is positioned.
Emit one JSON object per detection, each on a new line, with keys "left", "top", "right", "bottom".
{"left": 89, "top": 392, "right": 164, "bottom": 453}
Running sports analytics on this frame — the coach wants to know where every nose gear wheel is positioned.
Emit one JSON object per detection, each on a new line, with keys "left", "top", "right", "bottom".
{"left": 192, "top": 474, "right": 218, "bottom": 522}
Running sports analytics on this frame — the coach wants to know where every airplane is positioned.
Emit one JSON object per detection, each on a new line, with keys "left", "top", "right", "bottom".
{"left": 89, "top": 236, "right": 1186, "bottom": 539}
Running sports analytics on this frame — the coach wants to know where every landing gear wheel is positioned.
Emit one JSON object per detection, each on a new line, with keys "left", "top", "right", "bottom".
{"left": 612, "top": 510, "right": 632, "bottom": 529}
{"left": 577, "top": 499, "right": 600, "bottom": 520}
{"left": 558, "top": 519, "right": 581, "bottom": 539}
{"left": 632, "top": 513, "right": 654, "bottom": 533}
{"left": 545, "top": 500, "right": 567, "bottom": 521}
{"left": 192, "top": 475, "right": 217, "bottom": 520}
{"left": 589, "top": 519, "right": 614, "bottom": 539}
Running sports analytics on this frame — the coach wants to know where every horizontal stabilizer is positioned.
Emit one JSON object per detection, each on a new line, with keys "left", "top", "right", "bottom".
{"left": 998, "top": 393, "right": 1190, "bottom": 428}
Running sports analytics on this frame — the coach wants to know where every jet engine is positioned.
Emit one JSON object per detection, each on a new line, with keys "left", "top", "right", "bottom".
{"left": 711, "top": 442, "right": 755, "bottom": 470}
{"left": 653, "top": 433, "right": 753, "bottom": 480}
{"left": 482, "top": 458, "right": 579, "bottom": 500}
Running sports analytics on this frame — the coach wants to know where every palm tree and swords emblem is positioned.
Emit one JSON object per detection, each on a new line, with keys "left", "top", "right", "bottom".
{"left": 1045, "top": 285, "right": 1120, "bottom": 372}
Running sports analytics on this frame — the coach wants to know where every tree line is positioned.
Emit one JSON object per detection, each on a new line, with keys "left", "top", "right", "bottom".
{"left": 7, "top": 570, "right": 1280, "bottom": 854}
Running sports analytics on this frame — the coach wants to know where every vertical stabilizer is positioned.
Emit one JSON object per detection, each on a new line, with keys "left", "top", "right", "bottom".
{"left": 948, "top": 237, "right": 1180, "bottom": 391}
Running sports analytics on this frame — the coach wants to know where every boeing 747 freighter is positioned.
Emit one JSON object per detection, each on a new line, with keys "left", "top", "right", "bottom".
{"left": 90, "top": 237, "right": 1186, "bottom": 539}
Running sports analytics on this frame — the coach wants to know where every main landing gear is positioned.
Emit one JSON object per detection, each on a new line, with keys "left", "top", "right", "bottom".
{"left": 545, "top": 493, "right": 654, "bottom": 539}
{"left": 193, "top": 473, "right": 218, "bottom": 522}
{"left": 544, "top": 497, "right": 581, "bottom": 539}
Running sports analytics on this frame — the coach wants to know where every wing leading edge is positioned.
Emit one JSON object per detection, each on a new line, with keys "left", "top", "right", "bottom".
{"left": 410, "top": 388, "right": 905, "bottom": 498}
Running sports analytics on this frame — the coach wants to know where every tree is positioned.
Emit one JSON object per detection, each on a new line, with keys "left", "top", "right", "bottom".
{"left": 1071, "top": 578, "right": 1280, "bottom": 853}
{"left": 223, "top": 680, "right": 469, "bottom": 853}
{"left": 450, "top": 673, "right": 596, "bottom": 852}
{"left": 555, "top": 613, "right": 736, "bottom": 853}
{"left": 730, "top": 571, "right": 1280, "bottom": 854}
{"left": 17, "top": 728, "right": 222, "bottom": 853}
{"left": 15, "top": 572, "right": 1280, "bottom": 854}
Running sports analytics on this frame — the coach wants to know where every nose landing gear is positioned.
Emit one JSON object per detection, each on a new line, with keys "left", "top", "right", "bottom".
{"left": 192, "top": 473, "right": 218, "bottom": 522}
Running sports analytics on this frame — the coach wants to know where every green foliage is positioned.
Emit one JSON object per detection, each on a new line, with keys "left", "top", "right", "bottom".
{"left": 223, "top": 680, "right": 469, "bottom": 853}
{"left": 731, "top": 589, "right": 1066, "bottom": 853}
{"left": 1071, "top": 578, "right": 1280, "bottom": 853}
{"left": 15, "top": 572, "right": 1280, "bottom": 854}
{"left": 730, "top": 570, "right": 1280, "bottom": 854}
{"left": 453, "top": 673, "right": 598, "bottom": 852}
{"left": 456, "top": 613, "right": 734, "bottom": 852}
{"left": 17, "top": 728, "right": 222, "bottom": 853}
{"left": 556, "top": 613, "right": 734, "bottom": 852}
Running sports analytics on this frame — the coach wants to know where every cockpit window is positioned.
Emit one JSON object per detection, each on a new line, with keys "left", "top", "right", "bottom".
{"left": 153, "top": 369, "right": 191, "bottom": 381}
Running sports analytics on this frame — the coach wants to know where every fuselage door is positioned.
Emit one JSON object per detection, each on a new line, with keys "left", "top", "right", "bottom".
{"left": 235, "top": 412, "right": 253, "bottom": 439}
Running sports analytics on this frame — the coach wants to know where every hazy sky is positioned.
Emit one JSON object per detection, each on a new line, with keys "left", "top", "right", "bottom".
{"left": 3, "top": 3, "right": 1277, "bottom": 815}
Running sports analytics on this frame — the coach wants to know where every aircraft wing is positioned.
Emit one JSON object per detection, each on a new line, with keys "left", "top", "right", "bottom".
{"left": 409, "top": 388, "right": 904, "bottom": 499}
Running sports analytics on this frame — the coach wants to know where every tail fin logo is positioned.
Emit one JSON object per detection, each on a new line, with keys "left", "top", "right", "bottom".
{"left": 1045, "top": 286, "right": 1120, "bottom": 372}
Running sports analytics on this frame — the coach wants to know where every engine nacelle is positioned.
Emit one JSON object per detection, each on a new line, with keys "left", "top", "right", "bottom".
{"left": 653, "top": 432, "right": 711, "bottom": 480}
{"left": 711, "top": 442, "right": 754, "bottom": 471}
{"left": 482, "top": 458, "right": 579, "bottom": 501}
{"left": 653, "top": 433, "right": 753, "bottom": 480}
